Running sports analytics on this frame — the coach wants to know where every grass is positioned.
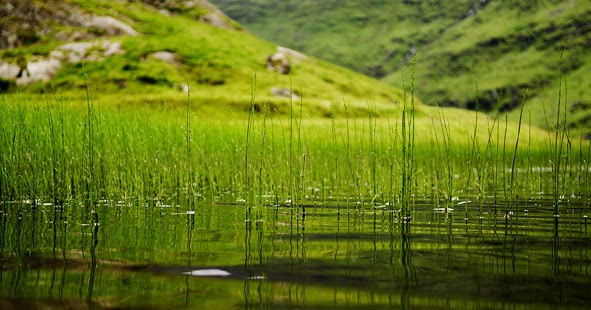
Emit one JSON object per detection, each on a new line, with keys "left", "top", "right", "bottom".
{"left": 0, "top": 84, "right": 588, "bottom": 310}
{"left": 1, "top": 82, "right": 586, "bottom": 213}
{"left": 1, "top": 0, "right": 408, "bottom": 120}
{"left": 213, "top": 0, "right": 591, "bottom": 135}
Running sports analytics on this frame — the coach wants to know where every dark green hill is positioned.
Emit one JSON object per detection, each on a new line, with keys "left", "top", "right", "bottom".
{"left": 0, "top": 0, "right": 409, "bottom": 117}
{"left": 211, "top": 0, "right": 591, "bottom": 134}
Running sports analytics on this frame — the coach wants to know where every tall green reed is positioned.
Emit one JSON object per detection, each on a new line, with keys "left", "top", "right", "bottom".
{"left": 0, "top": 73, "right": 585, "bottom": 217}
{"left": 398, "top": 57, "right": 416, "bottom": 215}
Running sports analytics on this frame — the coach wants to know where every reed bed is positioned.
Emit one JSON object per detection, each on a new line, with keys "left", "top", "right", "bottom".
{"left": 0, "top": 88, "right": 589, "bottom": 214}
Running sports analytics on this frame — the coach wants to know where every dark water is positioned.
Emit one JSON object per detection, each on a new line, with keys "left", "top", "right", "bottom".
{"left": 0, "top": 196, "right": 590, "bottom": 309}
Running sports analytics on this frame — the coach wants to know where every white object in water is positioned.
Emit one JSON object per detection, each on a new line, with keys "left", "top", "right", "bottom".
{"left": 182, "top": 269, "right": 231, "bottom": 277}
{"left": 433, "top": 207, "right": 454, "bottom": 212}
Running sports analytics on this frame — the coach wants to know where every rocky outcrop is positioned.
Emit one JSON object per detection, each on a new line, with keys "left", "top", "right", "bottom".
{"left": 0, "top": 0, "right": 137, "bottom": 86}
{"left": 82, "top": 16, "right": 139, "bottom": 36}
{"left": 0, "top": 0, "right": 240, "bottom": 87}
{"left": 277, "top": 46, "right": 307, "bottom": 63}
{"left": 0, "top": 39, "right": 124, "bottom": 85}
{"left": 0, "top": 0, "right": 235, "bottom": 51}
{"left": 0, "top": 58, "right": 61, "bottom": 86}
{"left": 0, "top": 0, "right": 138, "bottom": 49}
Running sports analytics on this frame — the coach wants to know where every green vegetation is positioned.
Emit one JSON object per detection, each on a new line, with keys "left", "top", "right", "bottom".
{"left": 212, "top": 0, "right": 591, "bottom": 134}
{"left": 1, "top": 2, "right": 590, "bottom": 309}
{"left": 0, "top": 84, "right": 583, "bottom": 208}
{"left": 0, "top": 0, "right": 407, "bottom": 118}
{"left": 2, "top": 75, "right": 589, "bottom": 309}
{"left": 1, "top": 83, "right": 588, "bottom": 309}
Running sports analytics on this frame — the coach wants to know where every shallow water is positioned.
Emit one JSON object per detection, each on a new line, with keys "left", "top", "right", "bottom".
{"left": 0, "top": 196, "right": 589, "bottom": 309}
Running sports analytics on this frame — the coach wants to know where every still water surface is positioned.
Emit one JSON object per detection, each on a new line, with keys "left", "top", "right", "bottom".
{"left": 0, "top": 196, "right": 589, "bottom": 309}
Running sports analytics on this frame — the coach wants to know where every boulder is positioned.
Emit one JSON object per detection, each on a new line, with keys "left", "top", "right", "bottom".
{"left": 152, "top": 51, "right": 179, "bottom": 65}
{"left": 266, "top": 52, "right": 291, "bottom": 75}
{"left": 270, "top": 87, "right": 300, "bottom": 100}
{"left": 83, "top": 15, "right": 138, "bottom": 37}
{"left": 0, "top": 63, "right": 19, "bottom": 80}
{"left": 15, "top": 58, "right": 61, "bottom": 85}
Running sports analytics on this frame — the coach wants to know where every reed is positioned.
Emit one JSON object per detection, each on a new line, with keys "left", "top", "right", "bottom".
{"left": 0, "top": 81, "right": 585, "bottom": 216}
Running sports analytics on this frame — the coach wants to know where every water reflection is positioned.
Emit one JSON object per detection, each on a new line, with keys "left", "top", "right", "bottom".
{"left": 184, "top": 205, "right": 195, "bottom": 308}
{"left": 0, "top": 197, "right": 590, "bottom": 308}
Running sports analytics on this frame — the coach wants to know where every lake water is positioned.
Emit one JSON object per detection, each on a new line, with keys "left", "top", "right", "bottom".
{"left": 1, "top": 196, "right": 589, "bottom": 309}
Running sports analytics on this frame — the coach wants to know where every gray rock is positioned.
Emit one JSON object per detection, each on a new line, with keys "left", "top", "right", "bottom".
{"left": 57, "top": 40, "right": 123, "bottom": 63}
{"left": 102, "top": 40, "right": 123, "bottom": 57}
{"left": 15, "top": 58, "right": 62, "bottom": 85}
{"left": 266, "top": 52, "right": 291, "bottom": 75}
{"left": 84, "top": 15, "right": 138, "bottom": 37}
{"left": 0, "top": 39, "right": 124, "bottom": 86}
{"left": 59, "top": 41, "right": 95, "bottom": 63}
{"left": 271, "top": 87, "right": 300, "bottom": 100}
{"left": 0, "top": 63, "right": 19, "bottom": 80}
{"left": 152, "top": 51, "right": 179, "bottom": 64}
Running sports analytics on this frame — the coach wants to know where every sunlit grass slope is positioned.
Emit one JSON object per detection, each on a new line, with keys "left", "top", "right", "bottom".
{"left": 1, "top": 0, "right": 409, "bottom": 117}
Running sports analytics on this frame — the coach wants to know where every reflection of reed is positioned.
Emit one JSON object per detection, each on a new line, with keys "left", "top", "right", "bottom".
{"left": 243, "top": 201, "right": 269, "bottom": 308}
{"left": 502, "top": 211, "right": 517, "bottom": 275}
{"left": 0, "top": 206, "right": 6, "bottom": 282}
{"left": 87, "top": 209, "right": 99, "bottom": 305}
{"left": 184, "top": 207, "right": 195, "bottom": 307}
{"left": 552, "top": 216, "right": 560, "bottom": 281}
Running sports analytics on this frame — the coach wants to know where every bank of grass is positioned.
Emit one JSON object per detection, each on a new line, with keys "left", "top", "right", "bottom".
{"left": 3, "top": 0, "right": 406, "bottom": 117}
{"left": 0, "top": 88, "right": 583, "bottom": 210}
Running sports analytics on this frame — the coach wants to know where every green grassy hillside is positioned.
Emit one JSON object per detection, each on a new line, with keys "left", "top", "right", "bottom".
{"left": 0, "top": 0, "right": 410, "bottom": 117}
{"left": 211, "top": 0, "right": 591, "bottom": 134}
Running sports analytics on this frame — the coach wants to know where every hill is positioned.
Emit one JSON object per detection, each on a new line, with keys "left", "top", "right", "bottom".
{"left": 0, "top": 0, "right": 409, "bottom": 117}
{"left": 210, "top": 0, "right": 591, "bottom": 134}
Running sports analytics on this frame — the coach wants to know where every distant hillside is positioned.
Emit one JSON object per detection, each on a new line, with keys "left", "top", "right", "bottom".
{"left": 0, "top": 0, "right": 409, "bottom": 117}
{"left": 211, "top": 0, "right": 591, "bottom": 134}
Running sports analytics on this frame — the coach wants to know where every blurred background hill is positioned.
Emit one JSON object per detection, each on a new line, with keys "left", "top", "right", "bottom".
{"left": 211, "top": 0, "right": 591, "bottom": 134}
